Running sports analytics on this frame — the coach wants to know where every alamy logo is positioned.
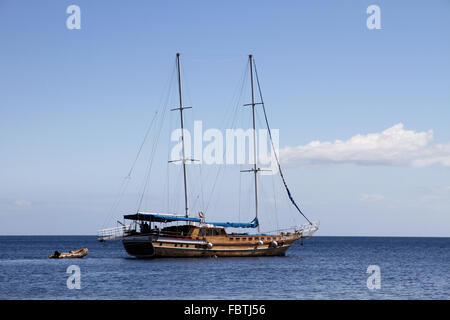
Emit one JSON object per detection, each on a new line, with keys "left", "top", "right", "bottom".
{"left": 66, "top": 265, "right": 81, "bottom": 289}
{"left": 66, "top": 5, "right": 81, "bottom": 30}
{"left": 170, "top": 121, "right": 280, "bottom": 175}
{"left": 366, "top": 265, "right": 381, "bottom": 290}
{"left": 366, "top": 5, "right": 381, "bottom": 30}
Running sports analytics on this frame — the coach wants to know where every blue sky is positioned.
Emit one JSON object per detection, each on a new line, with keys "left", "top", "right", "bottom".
{"left": 0, "top": 0, "right": 449, "bottom": 236}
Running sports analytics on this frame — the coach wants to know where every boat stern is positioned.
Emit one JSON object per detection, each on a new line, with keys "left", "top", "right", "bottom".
{"left": 122, "top": 236, "right": 155, "bottom": 258}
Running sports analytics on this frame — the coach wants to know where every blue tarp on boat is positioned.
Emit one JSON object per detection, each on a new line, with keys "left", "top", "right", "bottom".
{"left": 207, "top": 217, "right": 259, "bottom": 229}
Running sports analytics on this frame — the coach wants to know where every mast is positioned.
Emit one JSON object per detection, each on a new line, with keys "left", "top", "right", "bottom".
{"left": 249, "top": 54, "right": 260, "bottom": 233}
{"left": 176, "top": 53, "right": 189, "bottom": 218}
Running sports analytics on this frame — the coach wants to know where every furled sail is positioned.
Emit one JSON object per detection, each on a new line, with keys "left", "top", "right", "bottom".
{"left": 207, "top": 217, "right": 259, "bottom": 229}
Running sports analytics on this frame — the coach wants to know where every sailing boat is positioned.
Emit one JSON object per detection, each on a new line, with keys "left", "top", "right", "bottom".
{"left": 97, "top": 53, "right": 319, "bottom": 258}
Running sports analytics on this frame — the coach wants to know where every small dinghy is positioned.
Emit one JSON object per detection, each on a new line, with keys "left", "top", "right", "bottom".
{"left": 49, "top": 248, "right": 88, "bottom": 259}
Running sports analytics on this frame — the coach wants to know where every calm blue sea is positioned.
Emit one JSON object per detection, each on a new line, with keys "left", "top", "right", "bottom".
{"left": 0, "top": 236, "right": 448, "bottom": 300}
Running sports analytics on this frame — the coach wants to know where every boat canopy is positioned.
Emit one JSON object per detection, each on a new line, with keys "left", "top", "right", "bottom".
{"left": 124, "top": 212, "right": 259, "bottom": 228}
{"left": 124, "top": 212, "right": 201, "bottom": 223}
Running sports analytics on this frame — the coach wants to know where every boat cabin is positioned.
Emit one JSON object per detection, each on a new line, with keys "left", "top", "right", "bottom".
{"left": 124, "top": 211, "right": 257, "bottom": 238}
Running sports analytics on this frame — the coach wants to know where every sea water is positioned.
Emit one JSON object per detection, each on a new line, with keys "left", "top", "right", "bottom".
{"left": 0, "top": 236, "right": 448, "bottom": 299}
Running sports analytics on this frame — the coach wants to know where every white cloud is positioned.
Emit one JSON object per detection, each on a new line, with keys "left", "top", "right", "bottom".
{"left": 418, "top": 185, "right": 450, "bottom": 203}
{"left": 419, "top": 194, "right": 440, "bottom": 203}
{"left": 279, "top": 123, "right": 450, "bottom": 167}
{"left": 14, "top": 200, "right": 31, "bottom": 207}
{"left": 360, "top": 193, "right": 385, "bottom": 201}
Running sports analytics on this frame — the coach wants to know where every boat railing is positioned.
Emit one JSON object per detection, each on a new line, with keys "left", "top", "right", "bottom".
{"left": 298, "top": 220, "right": 320, "bottom": 238}
{"left": 97, "top": 225, "right": 132, "bottom": 241}
{"left": 98, "top": 221, "right": 319, "bottom": 241}
{"left": 262, "top": 221, "right": 320, "bottom": 237}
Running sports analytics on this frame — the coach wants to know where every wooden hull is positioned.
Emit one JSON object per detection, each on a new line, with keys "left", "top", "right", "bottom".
{"left": 151, "top": 245, "right": 290, "bottom": 258}
{"left": 122, "top": 234, "right": 299, "bottom": 258}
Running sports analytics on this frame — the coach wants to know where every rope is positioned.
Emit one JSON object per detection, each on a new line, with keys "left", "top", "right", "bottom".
{"left": 253, "top": 60, "right": 312, "bottom": 225}
{"left": 100, "top": 108, "right": 159, "bottom": 230}
{"left": 204, "top": 61, "right": 249, "bottom": 213}
{"left": 136, "top": 60, "right": 176, "bottom": 212}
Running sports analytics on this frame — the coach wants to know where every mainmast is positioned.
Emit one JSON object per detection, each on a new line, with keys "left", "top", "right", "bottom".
{"left": 175, "top": 53, "right": 189, "bottom": 218}
{"left": 248, "top": 54, "right": 260, "bottom": 233}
